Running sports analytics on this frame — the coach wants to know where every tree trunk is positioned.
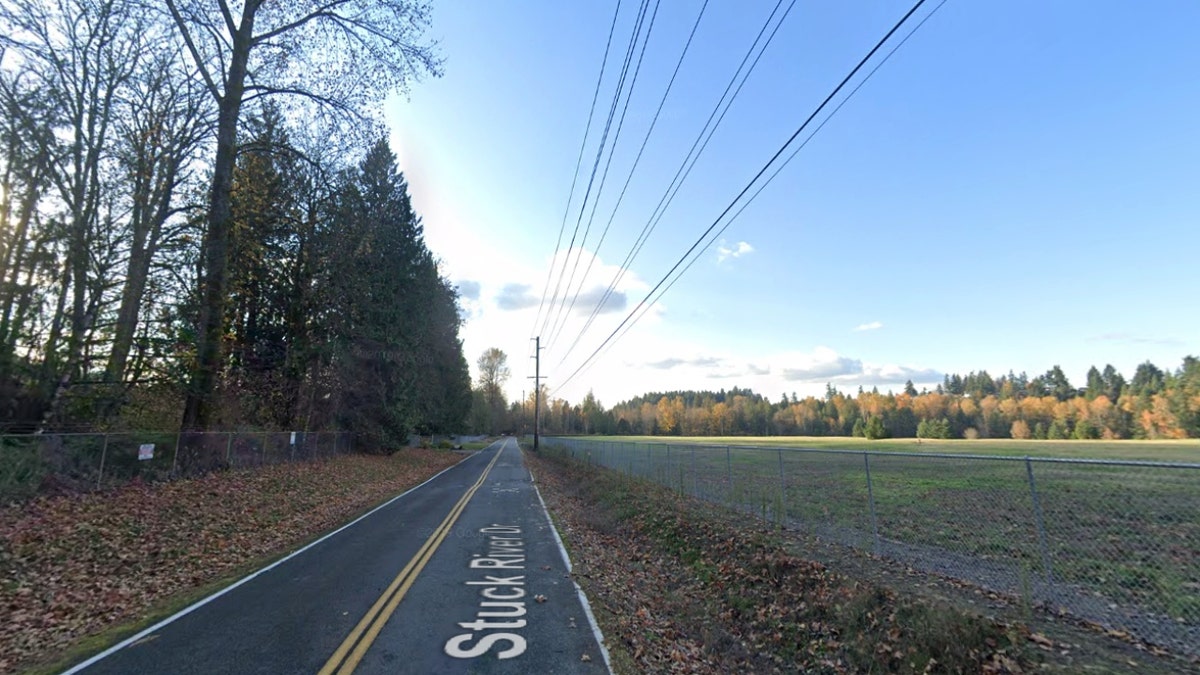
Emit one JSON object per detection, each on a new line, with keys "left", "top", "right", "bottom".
{"left": 106, "top": 235, "right": 149, "bottom": 385}
{"left": 181, "top": 16, "right": 255, "bottom": 431}
{"left": 107, "top": 147, "right": 179, "bottom": 386}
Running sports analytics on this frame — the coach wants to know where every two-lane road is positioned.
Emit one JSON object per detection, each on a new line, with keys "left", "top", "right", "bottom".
{"left": 69, "top": 438, "right": 608, "bottom": 674}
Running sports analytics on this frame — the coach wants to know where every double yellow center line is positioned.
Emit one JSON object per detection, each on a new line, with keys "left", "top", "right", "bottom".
{"left": 319, "top": 443, "right": 506, "bottom": 675}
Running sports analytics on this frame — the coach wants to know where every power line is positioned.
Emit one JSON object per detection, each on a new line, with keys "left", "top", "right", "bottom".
{"left": 554, "top": 0, "right": 796, "bottom": 368}
{"left": 529, "top": 0, "right": 624, "bottom": 343}
{"left": 567, "top": 0, "right": 943, "bottom": 386}
{"left": 544, "top": 0, "right": 711, "bottom": 353}
{"left": 540, "top": 0, "right": 656, "bottom": 344}
{"left": 544, "top": 0, "right": 664, "bottom": 350}
{"left": 553, "top": 0, "right": 941, "bottom": 396}
{"left": 538, "top": 0, "right": 652, "bottom": 340}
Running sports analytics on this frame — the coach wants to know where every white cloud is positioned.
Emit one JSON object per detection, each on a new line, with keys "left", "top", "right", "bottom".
{"left": 456, "top": 280, "right": 481, "bottom": 301}
{"left": 446, "top": 247, "right": 657, "bottom": 403}
{"left": 645, "top": 356, "right": 724, "bottom": 370}
{"left": 573, "top": 286, "right": 627, "bottom": 315}
{"left": 853, "top": 321, "right": 884, "bottom": 332}
{"left": 716, "top": 239, "right": 754, "bottom": 263}
{"left": 772, "top": 347, "right": 941, "bottom": 386}
{"left": 495, "top": 283, "right": 539, "bottom": 311}
{"left": 779, "top": 347, "right": 863, "bottom": 382}
{"left": 1088, "top": 332, "right": 1183, "bottom": 347}
{"left": 546, "top": 340, "right": 945, "bottom": 406}
{"left": 858, "top": 364, "right": 943, "bottom": 384}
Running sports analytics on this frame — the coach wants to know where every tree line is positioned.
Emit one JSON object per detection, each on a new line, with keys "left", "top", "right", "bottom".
{"left": 0, "top": 0, "right": 472, "bottom": 447}
{"left": 515, "top": 358, "right": 1200, "bottom": 440}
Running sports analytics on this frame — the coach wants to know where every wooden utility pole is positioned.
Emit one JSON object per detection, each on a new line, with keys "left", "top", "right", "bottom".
{"left": 529, "top": 337, "right": 544, "bottom": 451}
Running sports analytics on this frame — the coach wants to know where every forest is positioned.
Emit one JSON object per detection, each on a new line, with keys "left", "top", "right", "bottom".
{"left": 516, "top": 358, "right": 1200, "bottom": 440}
{"left": 0, "top": 0, "right": 472, "bottom": 446}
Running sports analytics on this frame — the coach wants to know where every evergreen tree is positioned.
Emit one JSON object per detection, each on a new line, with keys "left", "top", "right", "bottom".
{"left": 1047, "top": 419, "right": 1069, "bottom": 439}
{"left": 864, "top": 416, "right": 888, "bottom": 440}
{"left": 1045, "top": 365, "right": 1075, "bottom": 401}
{"left": 1131, "top": 361, "right": 1165, "bottom": 396}
{"left": 320, "top": 139, "right": 470, "bottom": 447}
{"left": 1100, "top": 364, "right": 1126, "bottom": 402}
{"left": 1085, "top": 366, "right": 1104, "bottom": 401}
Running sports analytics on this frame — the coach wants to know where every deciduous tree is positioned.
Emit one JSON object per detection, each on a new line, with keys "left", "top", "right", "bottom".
{"left": 170, "top": 0, "right": 442, "bottom": 429}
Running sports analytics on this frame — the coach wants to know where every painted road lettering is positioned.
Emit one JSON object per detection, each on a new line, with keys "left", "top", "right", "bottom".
{"left": 444, "top": 525, "right": 529, "bottom": 660}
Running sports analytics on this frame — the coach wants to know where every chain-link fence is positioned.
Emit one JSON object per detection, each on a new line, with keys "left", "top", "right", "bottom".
{"left": 544, "top": 437, "right": 1200, "bottom": 657}
{"left": 0, "top": 431, "right": 356, "bottom": 501}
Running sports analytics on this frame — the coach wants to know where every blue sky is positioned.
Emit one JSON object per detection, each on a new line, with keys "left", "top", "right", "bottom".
{"left": 384, "top": 0, "right": 1200, "bottom": 406}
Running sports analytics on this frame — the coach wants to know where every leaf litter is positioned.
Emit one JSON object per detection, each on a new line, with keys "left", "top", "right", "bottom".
{"left": 0, "top": 449, "right": 461, "bottom": 673}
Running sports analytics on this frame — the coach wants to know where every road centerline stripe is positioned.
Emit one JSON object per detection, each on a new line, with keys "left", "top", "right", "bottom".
{"left": 319, "top": 441, "right": 507, "bottom": 675}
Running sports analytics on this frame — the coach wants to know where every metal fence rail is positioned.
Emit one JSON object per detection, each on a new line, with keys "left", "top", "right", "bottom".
{"left": 545, "top": 437, "right": 1200, "bottom": 657}
{"left": 0, "top": 430, "right": 355, "bottom": 500}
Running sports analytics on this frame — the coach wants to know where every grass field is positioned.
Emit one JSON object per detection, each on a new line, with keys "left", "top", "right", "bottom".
{"left": 584, "top": 435, "right": 1200, "bottom": 463}
{"left": 548, "top": 435, "right": 1200, "bottom": 654}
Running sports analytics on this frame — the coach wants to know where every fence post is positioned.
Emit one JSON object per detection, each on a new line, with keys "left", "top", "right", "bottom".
{"left": 225, "top": 432, "right": 234, "bottom": 467}
{"left": 96, "top": 433, "right": 109, "bottom": 491}
{"left": 665, "top": 444, "right": 672, "bottom": 485}
{"left": 171, "top": 432, "right": 181, "bottom": 476}
{"left": 864, "top": 452, "right": 881, "bottom": 555}
{"left": 261, "top": 432, "right": 268, "bottom": 465}
{"left": 777, "top": 447, "right": 786, "bottom": 525}
{"left": 726, "top": 445, "right": 733, "bottom": 505}
{"left": 1025, "top": 457, "right": 1054, "bottom": 585}
{"left": 691, "top": 445, "right": 697, "bottom": 498}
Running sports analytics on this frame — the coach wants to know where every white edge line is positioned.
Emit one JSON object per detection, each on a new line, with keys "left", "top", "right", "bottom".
{"left": 529, "top": 464, "right": 614, "bottom": 673}
{"left": 61, "top": 443, "right": 497, "bottom": 675}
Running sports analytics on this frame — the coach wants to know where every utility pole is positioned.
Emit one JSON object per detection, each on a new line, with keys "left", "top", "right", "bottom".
{"left": 528, "top": 337, "right": 544, "bottom": 451}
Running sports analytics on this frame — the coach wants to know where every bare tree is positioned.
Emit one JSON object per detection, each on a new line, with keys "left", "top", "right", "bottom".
{"left": 0, "top": 58, "right": 55, "bottom": 423}
{"left": 105, "top": 48, "right": 210, "bottom": 388}
{"left": 476, "top": 347, "right": 510, "bottom": 433}
{"left": 164, "top": 0, "right": 441, "bottom": 430}
{"left": 1, "top": 0, "right": 153, "bottom": 429}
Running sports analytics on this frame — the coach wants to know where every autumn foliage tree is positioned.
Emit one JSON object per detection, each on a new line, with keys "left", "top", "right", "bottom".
{"left": 534, "top": 358, "right": 1200, "bottom": 442}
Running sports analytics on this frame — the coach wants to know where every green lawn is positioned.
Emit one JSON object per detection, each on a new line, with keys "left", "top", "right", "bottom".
{"left": 581, "top": 435, "right": 1200, "bottom": 463}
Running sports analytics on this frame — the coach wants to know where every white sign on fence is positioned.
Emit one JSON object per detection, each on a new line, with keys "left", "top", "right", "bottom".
{"left": 138, "top": 443, "right": 155, "bottom": 461}
{"left": 290, "top": 431, "right": 297, "bottom": 446}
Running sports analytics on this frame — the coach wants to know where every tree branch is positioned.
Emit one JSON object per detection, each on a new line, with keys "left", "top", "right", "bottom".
{"left": 164, "top": 0, "right": 221, "bottom": 103}
{"left": 250, "top": 0, "right": 353, "bottom": 46}
{"left": 217, "top": 0, "right": 236, "bottom": 37}
{"left": 241, "top": 85, "right": 360, "bottom": 118}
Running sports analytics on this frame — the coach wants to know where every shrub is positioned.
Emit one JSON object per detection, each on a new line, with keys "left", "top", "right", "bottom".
{"left": 864, "top": 416, "right": 888, "bottom": 440}
{"left": 1010, "top": 419, "right": 1031, "bottom": 440}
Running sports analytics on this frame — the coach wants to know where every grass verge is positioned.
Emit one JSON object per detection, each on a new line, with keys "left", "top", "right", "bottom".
{"left": 527, "top": 448, "right": 1044, "bottom": 674}
{"left": 563, "top": 438, "right": 1200, "bottom": 625}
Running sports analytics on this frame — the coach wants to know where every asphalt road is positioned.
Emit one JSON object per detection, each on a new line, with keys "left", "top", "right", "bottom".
{"left": 68, "top": 438, "right": 609, "bottom": 674}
